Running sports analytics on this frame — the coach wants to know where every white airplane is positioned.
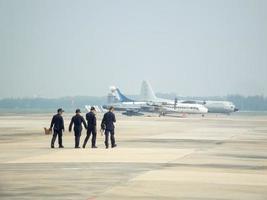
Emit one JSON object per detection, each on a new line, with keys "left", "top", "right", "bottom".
{"left": 140, "top": 80, "right": 238, "bottom": 114}
{"left": 138, "top": 81, "right": 208, "bottom": 115}
{"left": 106, "top": 85, "right": 208, "bottom": 116}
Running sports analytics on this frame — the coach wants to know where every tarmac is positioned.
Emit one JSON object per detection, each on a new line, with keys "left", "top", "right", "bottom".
{"left": 0, "top": 112, "right": 267, "bottom": 200}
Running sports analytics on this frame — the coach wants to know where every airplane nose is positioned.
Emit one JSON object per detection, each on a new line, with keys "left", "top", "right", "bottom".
{"left": 201, "top": 107, "right": 208, "bottom": 113}
{"left": 234, "top": 108, "right": 239, "bottom": 112}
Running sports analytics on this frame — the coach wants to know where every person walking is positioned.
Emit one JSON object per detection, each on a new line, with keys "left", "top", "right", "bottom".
{"left": 50, "top": 108, "right": 65, "bottom": 148}
{"left": 101, "top": 106, "right": 117, "bottom": 149}
{"left": 69, "top": 109, "right": 87, "bottom": 148}
{"left": 83, "top": 106, "right": 97, "bottom": 148}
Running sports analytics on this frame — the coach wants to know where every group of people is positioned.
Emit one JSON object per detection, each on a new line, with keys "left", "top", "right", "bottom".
{"left": 49, "top": 106, "right": 117, "bottom": 149}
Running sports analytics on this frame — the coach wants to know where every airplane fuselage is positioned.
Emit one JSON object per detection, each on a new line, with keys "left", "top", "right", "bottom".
{"left": 180, "top": 100, "right": 238, "bottom": 114}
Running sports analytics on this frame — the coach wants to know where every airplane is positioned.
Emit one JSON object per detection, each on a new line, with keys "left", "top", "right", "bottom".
{"left": 140, "top": 80, "right": 238, "bottom": 114}
{"left": 103, "top": 87, "right": 147, "bottom": 115}
{"left": 106, "top": 85, "right": 208, "bottom": 116}
{"left": 85, "top": 87, "right": 146, "bottom": 114}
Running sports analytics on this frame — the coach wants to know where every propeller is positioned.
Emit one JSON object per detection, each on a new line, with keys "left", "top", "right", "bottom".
{"left": 174, "top": 97, "right": 178, "bottom": 109}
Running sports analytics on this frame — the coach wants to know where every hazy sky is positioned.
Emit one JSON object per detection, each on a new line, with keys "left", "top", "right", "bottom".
{"left": 0, "top": 0, "right": 267, "bottom": 98}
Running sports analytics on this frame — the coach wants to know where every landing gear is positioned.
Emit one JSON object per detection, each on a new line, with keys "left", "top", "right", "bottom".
{"left": 159, "top": 112, "right": 165, "bottom": 117}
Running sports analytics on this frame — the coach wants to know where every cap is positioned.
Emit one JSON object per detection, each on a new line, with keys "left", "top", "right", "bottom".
{"left": 75, "top": 109, "right": 81, "bottom": 113}
{"left": 57, "top": 108, "right": 64, "bottom": 113}
{"left": 90, "top": 106, "right": 96, "bottom": 111}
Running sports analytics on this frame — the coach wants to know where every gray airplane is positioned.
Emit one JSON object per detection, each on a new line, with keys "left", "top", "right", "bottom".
{"left": 139, "top": 80, "right": 238, "bottom": 114}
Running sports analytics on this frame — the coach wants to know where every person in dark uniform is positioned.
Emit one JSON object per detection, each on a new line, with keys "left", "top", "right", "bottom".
{"left": 101, "top": 106, "right": 117, "bottom": 149}
{"left": 83, "top": 106, "right": 98, "bottom": 148}
{"left": 69, "top": 109, "right": 87, "bottom": 148}
{"left": 49, "top": 108, "right": 65, "bottom": 148}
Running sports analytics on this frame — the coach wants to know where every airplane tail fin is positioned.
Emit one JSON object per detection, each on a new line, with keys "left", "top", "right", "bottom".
{"left": 110, "top": 86, "right": 133, "bottom": 102}
{"left": 140, "top": 80, "right": 157, "bottom": 101}
{"left": 115, "top": 88, "right": 133, "bottom": 102}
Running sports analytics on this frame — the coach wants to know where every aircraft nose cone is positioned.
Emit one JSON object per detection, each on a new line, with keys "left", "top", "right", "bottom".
{"left": 201, "top": 107, "right": 208, "bottom": 113}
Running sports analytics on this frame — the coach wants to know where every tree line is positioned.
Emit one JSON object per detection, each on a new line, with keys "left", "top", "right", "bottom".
{"left": 0, "top": 94, "right": 266, "bottom": 112}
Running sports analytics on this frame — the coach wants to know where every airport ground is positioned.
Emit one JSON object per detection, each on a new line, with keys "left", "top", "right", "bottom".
{"left": 0, "top": 112, "right": 267, "bottom": 200}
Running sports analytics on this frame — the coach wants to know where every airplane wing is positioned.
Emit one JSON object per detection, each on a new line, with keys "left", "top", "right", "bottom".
{"left": 85, "top": 105, "right": 107, "bottom": 113}
{"left": 122, "top": 109, "right": 144, "bottom": 116}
